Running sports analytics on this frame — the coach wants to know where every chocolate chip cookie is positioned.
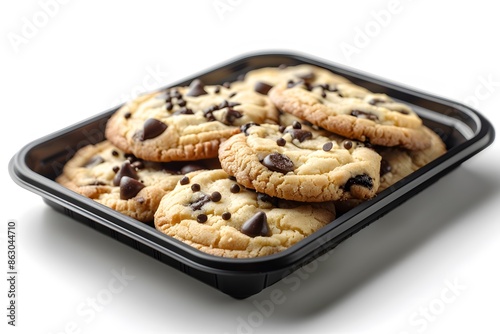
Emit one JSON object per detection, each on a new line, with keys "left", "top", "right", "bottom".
{"left": 105, "top": 79, "right": 278, "bottom": 162}
{"left": 269, "top": 78, "right": 432, "bottom": 150}
{"left": 56, "top": 141, "right": 217, "bottom": 222}
{"left": 154, "top": 169, "right": 336, "bottom": 258}
{"left": 218, "top": 122, "right": 381, "bottom": 202}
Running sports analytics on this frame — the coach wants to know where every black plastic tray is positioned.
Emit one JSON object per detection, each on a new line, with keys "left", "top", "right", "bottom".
{"left": 8, "top": 51, "right": 495, "bottom": 299}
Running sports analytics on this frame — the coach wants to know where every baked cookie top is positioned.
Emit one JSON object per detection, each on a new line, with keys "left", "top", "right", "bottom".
{"left": 105, "top": 79, "right": 278, "bottom": 162}
{"left": 241, "top": 64, "right": 351, "bottom": 95}
{"left": 56, "top": 140, "right": 218, "bottom": 222}
{"left": 154, "top": 169, "right": 336, "bottom": 258}
{"left": 218, "top": 122, "right": 381, "bottom": 202}
{"left": 269, "top": 77, "right": 432, "bottom": 150}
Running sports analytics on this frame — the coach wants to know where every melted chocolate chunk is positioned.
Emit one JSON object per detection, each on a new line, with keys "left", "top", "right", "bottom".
{"left": 119, "top": 176, "right": 145, "bottom": 200}
{"left": 254, "top": 81, "right": 273, "bottom": 95}
{"left": 84, "top": 155, "right": 104, "bottom": 168}
{"left": 262, "top": 153, "right": 294, "bottom": 173}
{"left": 322, "top": 142, "right": 333, "bottom": 152}
{"left": 137, "top": 118, "right": 168, "bottom": 141}
{"left": 113, "top": 161, "right": 139, "bottom": 186}
{"left": 380, "top": 159, "right": 392, "bottom": 176}
{"left": 224, "top": 108, "right": 243, "bottom": 125}
{"left": 222, "top": 212, "right": 231, "bottom": 220}
{"left": 285, "top": 129, "right": 312, "bottom": 142}
{"left": 350, "top": 109, "right": 379, "bottom": 121}
{"left": 240, "top": 122, "right": 259, "bottom": 135}
{"left": 344, "top": 174, "right": 373, "bottom": 191}
{"left": 190, "top": 194, "right": 210, "bottom": 211}
{"left": 186, "top": 79, "right": 207, "bottom": 97}
{"left": 241, "top": 212, "right": 271, "bottom": 237}
{"left": 173, "top": 107, "right": 194, "bottom": 116}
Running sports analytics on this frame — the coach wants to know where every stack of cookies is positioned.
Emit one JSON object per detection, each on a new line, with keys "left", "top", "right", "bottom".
{"left": 56, "top": 64, "right": 446, "bottom": 258}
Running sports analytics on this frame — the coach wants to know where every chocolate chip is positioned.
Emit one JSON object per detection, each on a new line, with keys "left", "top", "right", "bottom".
{"left": 137, "top": 118, "right": 168, "bottom": 141}
{"left": 218, "top": 100, "right": 229, "bottom": 109}
{"left": 278, "top": 125, "right": 286, "bottom": 133}
{"left": 186, "top": 79, "right": 207, "bottom": 97}
{"left": 350, "top": 109, "right": 379, "bottom": 121}
{"left": 292, "top": 121, "right": 302, "bottom": 129}
{"left": 112, "top": 166, "right": 120, "bottom": 173}
{"left": 173, "top": 107, "right": 194, "bottom": 116}
{"left": 86, "top": 180, "right": 107, "bottom": 186}
{"left": 297, "top": 72, "right": 315, "bottom": 82}
{"left": 241, "top": 212, "right": 271, "bottom": 237}
{"left": 166, "top": 102, "right": 173, "bottom": 111}
{"left": 276, "top": 138, "right": 286, "bottom": 146}
{"left": 230, "top": 184, "right": 240, "bottom": 193}
{"left": 197, "top": 214, "right": 208, "bottom": 223}
{"left": 181, "top": 164, "right": 204, "bottom": 174}
{"left": 287, "top": 80, "right": 303, "bottom": 88}
{"left": 84, "top": 155, "right": 104, "bottom": 168}
{"left": 119, "top": 176, "right": 145, "bottom": 200}
{"left": 180, "top": 176, "right": 190, "bottom": 185}
{"left": 210, "top": 191, "right": 222, "bottom": 202}
{"left": 344, "top": 174, "right": 373, "bottom": 191}
{"left": 111, "top": 150, "right": 119, "bottom": 157}
{"left": 124, "top": 112, "right": 132, "bottom": 119}
{"left": 343, "top": 141, "right": 353, "bottom": 150}
{"left": 190, "top": 194, "right": 210, "bottom": 211}
{"left": 262, "top": 153, "right": 294, "bottom": 173}
{"left": 380, "top": 159, "right": 392, "bottom": 176}
{"left": 113, "top": 161, "right": 139, "bottom": 186}
{"left": 254, "top": 81, "right": 273, "bottom": 95}
{"left": 228, "top": 101, "right": 241, "bottom": 107}
{"left": 224, "top": 108, "right": 243, "bottom": 125}
{"left": 177, "top": 99, "right": 186, "bottom": 107}
{"left": 285, "top": 129, "right": 312, "bottom": 142}
{"left": 222, "top": 212, "right": 231, "bottom": 220}
{"left": 321, "top": 91, "right": 327, "bottom": 98}
{"left": 368, "top": 97, "right": 386, "bottom": 105}
{"left": 228, "top": 92, "right": 237, "bottom": 98}
{"left": 240, "top": 122, "right": 259, "bottom": 135}
{"left": 322, "top": 142, "right": 333, "bottom": 151}
{"left": 191, "top": 183, "right": 201, "bottom": 192}
{"left": 214, "top": 86, "right": 221, "bottom": 94}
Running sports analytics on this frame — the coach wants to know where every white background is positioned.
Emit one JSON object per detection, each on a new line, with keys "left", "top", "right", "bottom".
{"left": 2, "top": 1, "right": 500, "bottom": 333}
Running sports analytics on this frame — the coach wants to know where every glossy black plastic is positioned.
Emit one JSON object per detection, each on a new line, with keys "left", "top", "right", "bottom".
{"left": 9, "top": 51, "right": 495, "bottom": 299}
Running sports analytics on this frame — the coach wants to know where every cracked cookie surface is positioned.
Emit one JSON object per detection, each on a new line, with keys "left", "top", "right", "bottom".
{"left": 269, "top": 76, "right": 432, "bottom": 150}
{"left": 218, "top": 123, "right": 381, "bottom": 202}
{"left": 154, "top": 169, "right": 336, "bottom": 258}
{"left": 105, "top": 79, "right": 278, "bottom": 162}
